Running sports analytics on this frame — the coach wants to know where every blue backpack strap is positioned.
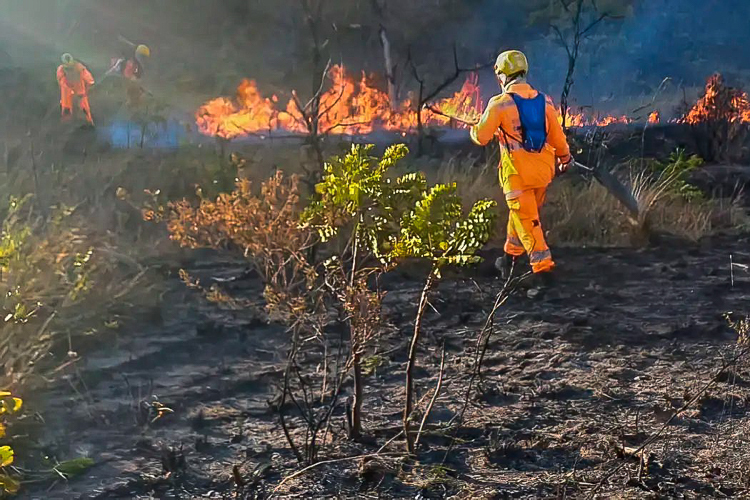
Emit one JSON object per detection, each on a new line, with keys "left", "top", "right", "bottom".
{"left": 509, "top": 92, "right": 548, "bottom": 153}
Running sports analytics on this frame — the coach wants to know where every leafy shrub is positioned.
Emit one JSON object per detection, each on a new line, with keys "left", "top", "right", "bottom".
{"left": 302, "top": 143, "right": 435, "bottom": 439}
{"left": 0, "top": 196, "right": 146, "bottom": 387}
{"left": 165, "top": 171, "right": 317, "bottom": 326}
{"left": 0, "top": 391, "right": 22, "bottom": 495}
{"left": 164, "top": 172, "right": 330, "bottom": 463}
{"left": 647, "top": 149, "right": 704, "bottom": 201}
{"left": 165, "top": 143, "right": 498, "bottom": 457}
{"left": 390, "top": 179, "right": 496, "bottom": 453}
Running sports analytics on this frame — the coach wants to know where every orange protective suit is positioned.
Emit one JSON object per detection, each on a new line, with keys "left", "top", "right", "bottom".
{"left": 108, "top": 57, "right": 143, "bottom": 80}
{"left": 470, "top": 82, "right": 571, "bottom": 273}
{"left": 57, "top": 62, "right": 95, "bottom": 124}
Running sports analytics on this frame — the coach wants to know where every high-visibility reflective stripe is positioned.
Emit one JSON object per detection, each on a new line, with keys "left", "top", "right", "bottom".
{"left": 530, "top": 249, "right": 552, "bottom": 263}
{"left": 470, "top": 126, "right": 481, "bottom": 145}
{"left": 505, "top": 190, "right": 523, "bottom": 200}
{"left": 506, "top": 236, "right": 523, "bottom": 248}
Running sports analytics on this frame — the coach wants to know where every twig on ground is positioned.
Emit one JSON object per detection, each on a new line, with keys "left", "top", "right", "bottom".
{"left": 272, "top": 452, "right": 404, "bottom": 494}
{"left": 440, "top": 271, "right": 530, "bottom": 464}
{"left": 377, "top": 430, "right": 404, "bottom": 454}
{"left": 587, "top": 341, "right": 750, "bottom": 498}
{"left": 414, "top": 341, "right": 446, "bottom": 449}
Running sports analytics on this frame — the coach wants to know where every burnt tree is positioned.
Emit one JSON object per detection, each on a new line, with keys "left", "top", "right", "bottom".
{"left": 546, "top": 0, "right": 626, "bottom": 129}
{"left": 408, "top": 45, "right": 490, "bottom": 156}
{"left": 370, "top": 0, "right": 398, "bottom": 110}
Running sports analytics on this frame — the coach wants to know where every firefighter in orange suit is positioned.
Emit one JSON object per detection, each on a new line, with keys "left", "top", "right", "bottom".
{"left": 470, "top": 50, "right": 573, "bottom": 283}
{"left": 106, "top": 44, "right": 150, "bottom": 108}
{"left": 106, "top": 44, "right": 150, "bottom": 81}
{"left": 57, "top": 53, "right": 95, "bottom": 125}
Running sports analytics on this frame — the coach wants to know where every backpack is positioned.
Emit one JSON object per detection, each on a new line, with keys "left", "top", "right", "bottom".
{"left": 509, "top": 92, "right": 547, "bottom": 153}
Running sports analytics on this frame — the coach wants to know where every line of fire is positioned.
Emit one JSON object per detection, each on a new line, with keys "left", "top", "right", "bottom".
{"left": 196, "top": 66, "right": 750, "bottom": 140}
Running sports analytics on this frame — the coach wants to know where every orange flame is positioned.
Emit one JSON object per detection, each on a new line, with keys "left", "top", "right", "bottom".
{"left": 648, "top": 110, "right": 660, "bottom": 124}
{"left": 196, "top": 64, "right": 639, "bottom": 139}
{"left": 196, "top": 65, "right": 485, "bottom": 139}
{"left": 557, "top": 108, "right": 631, "bottom": 128}
{"left": 682, "top": 73, "right": 750, "bottom": 125}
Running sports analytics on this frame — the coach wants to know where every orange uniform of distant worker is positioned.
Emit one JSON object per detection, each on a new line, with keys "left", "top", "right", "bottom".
{"left": 471, "top": 50, "right": 572, "bottom": 276}
{"left": 106, "top": 44, "right": 150, "bottom": 81}
{"left": 57, "top": 54, "right": 95, "bottom": 125}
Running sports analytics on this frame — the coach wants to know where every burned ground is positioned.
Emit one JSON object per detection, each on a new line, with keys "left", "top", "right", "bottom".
{"left": 3, "top": 4, "right": 750, "bottom": 499}
{"left": 17, "top": 231, "right": 750, "bottom": 499}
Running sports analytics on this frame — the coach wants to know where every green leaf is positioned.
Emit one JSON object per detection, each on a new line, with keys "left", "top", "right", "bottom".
{"left": 54, "top": 457, "right": 95, "bottom": 478}
{"left": 0, "top": 446, "right": 13, "bottom": 467}
{"left": 0, "top": 473, "right": 19, "bottom": 493}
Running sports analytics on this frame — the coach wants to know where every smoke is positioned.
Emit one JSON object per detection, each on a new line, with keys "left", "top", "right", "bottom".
{"left": 520, "top": 0, "right": 750, "bottom": 116}
{"left": 1, "top": 0, "right": 749, "bottom": 123}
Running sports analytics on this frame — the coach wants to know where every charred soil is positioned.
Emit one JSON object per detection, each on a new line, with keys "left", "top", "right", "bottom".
{"left": 17, "top": 232, "right": 750, "bottom": 499}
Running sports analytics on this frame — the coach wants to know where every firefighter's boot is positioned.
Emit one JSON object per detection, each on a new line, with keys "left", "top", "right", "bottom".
{"left": 495, "top": 253, "right": 516, "bottom": 281}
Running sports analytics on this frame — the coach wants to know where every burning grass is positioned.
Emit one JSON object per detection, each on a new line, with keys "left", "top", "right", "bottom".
{"left": 681, "top": 74, "right": 750, "bottom": 162}
{"left": 196, "top": 65, "right": 484, "bottom": 139}
{"left": 195, "top": 64, "right": 638, "bottom": 140}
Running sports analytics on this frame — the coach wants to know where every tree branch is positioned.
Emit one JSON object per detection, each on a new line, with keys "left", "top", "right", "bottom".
{"left": 580, "top": 12, "right": 609, "bottom": 38}
{"left": 551, "top": 24, "right": 573, "bottom": 58}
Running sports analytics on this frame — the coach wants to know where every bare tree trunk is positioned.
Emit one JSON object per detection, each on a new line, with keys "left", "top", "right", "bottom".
{"left": 279, "top": 333, "right": 304, "bottom": 464}
{"left": 560, "top": 55, "right": 576, "bottom": 131}
{"left": 560, "top": 0, "right": 584, "bottom": 131}
{"left": 380, "top": 28, "right": 397, "bottom": 109}
{"left": 302, "top": 0, "right": 327, "bottom": 183}
{"left": 350, "top": 351, "right": 363, "bottom": 439}
{"left": 415, "top": 80, "right": 425, "bottom": 156}
{"left": 414, "top": 340, "right": 445, "bottom": 449}
{"left": 371, "top": 0, "right": 397, "bottom": 109}
{"left": 553, "top": 0, "right": 610, "bottom": 131}
{"left": 348, "top": 226, "right": 363, "bottom": 440}
{"left": 403, "top": 269, "right": 436, "bottom": 454}
{"left": 408, "top": 44, "right": 489, "bottom": 157}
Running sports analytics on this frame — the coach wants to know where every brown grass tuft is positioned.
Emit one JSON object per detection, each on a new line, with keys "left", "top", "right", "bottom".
{"left": 422, "top": 156, "right": 743, "bottom": 248}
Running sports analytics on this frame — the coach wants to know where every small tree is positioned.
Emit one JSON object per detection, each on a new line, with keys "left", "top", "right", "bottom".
{"left": 391, "top": 183, "right": 496, "bottom": 453}
{"left": 407, "top": 45, "right": 491, "bottom": 156}
{"left": 681, "top": 74, "right": 750, "bottom": 163}
{"left": 370, "top": 0, "right": 398, "bottom": 110}
{"left": 164, "top": 145, "right": 497, "bottom": 458}
{"left": 301, "top": 143, "right": 425, "bottom": 439}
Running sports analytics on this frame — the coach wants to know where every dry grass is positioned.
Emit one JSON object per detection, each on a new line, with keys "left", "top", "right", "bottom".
{"left": 419, "top": 155, "right": 746, "bottom": 248}
{"left": 544, "top": 178, "right": 634, "bottom": 246}
{"left": 0, "top": 135, "right": 199, "bottom": 388}
{"left": 420, "top": 153, "right": 503, "bottom": 206}
{"left": 0, "top": 211, "right": 155, "bottom": 387}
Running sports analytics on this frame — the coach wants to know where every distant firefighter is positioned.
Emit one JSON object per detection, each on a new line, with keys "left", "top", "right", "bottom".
{"left": 470, "top": 50, "right": 573, "bottom": 287}
{"left": 57, "top": 53, "right": 95, "bottom": 125}
{"left": 106, "top": 43, "right": 150, "bottom": 81}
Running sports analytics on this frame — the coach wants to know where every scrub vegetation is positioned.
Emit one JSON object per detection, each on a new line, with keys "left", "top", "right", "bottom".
{"left": 0, "top": 131, "right": 748, "bottom": 497}
{"left": 1, "top": 1, "right": 750, "bottom": 499}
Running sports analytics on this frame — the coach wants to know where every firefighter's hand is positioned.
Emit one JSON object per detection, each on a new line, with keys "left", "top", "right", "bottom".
{"left": 557, "top": 155, "right": 574, "bottom": 175}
